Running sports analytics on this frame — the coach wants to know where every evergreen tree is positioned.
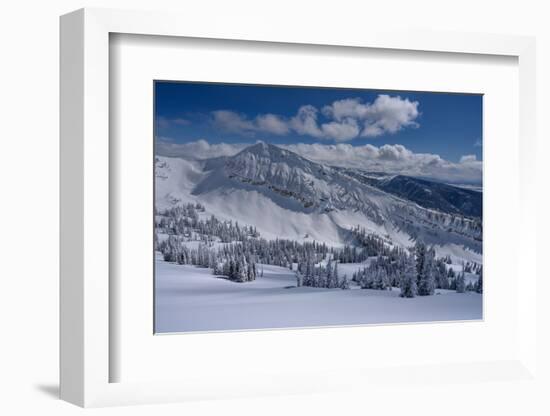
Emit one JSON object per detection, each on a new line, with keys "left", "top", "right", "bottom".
{"left": 330, "top": 261, "right": 340, "bottom": 289}
{"left": 212, "top": 259, "right": 222, "bottom": 276}
{"left": 222, "top": 260, "right": 230, "bottom": 277}
{"left": 474, "top": 266, "right": 483, "bottom": 294}
{"left": 455, "top": 271, "right": 466, "bottom": 293}
{"left": 296, "top": 271, "right": 303, "bottom": 287}
{"left": 326, "top": 259, "right": 334, "bottom": 288}
{"left": 374, "top": 268, "right": 390, "bottom": 290}
{"left": 417, "top": 246, "right": 436, "bottom": 296}
{"left": 447, "top": 267, "right": 456, "bottom": 281}
{"left": 228, "top": 259, "right": 236, "bottom": 280}
{"left": 238, "top": 257, "right": 248, "bottom": 282}
{"left": 435, "top": 260, "right": 449, "bottom": 289}
{"left": 339, "top": 274, "right": 350, "bottom": 290}
{"left": 400, "top": 255, "right": 417, "bottom": 298}
{"left": 247, "top": 262, "right": 255, "bottom": 281}
{"left": 360, "top": 268, "right": 374, "bottom": 289}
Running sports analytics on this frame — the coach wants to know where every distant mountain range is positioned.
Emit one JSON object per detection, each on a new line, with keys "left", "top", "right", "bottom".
{"left": 335, "top": 168, "right": 482, "bottom": 218}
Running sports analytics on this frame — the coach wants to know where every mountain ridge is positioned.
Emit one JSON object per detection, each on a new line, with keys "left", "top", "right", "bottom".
{"left": 155, "top": 143, "right": 482, "bottom": 263}
{"left": 335, "top": 167, "right": 482, "bottom": 219}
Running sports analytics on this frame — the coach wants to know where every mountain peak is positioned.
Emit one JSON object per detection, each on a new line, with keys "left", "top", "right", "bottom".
{"left": 238, "top": 141, "right": 288, "bottom": 158}
{"left": 230, "top": 142, "right": 337, "bottom": 178}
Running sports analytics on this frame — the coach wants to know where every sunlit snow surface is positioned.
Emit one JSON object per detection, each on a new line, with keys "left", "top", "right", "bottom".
{"left": 155, "top": 259, "right": 482, "bottom": 333}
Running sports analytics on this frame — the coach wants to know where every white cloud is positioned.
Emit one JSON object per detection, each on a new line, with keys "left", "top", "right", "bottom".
{"left": 320, "top": 118, "right": 361, "bottom": 142}
{"left": 377, "top": 144, "right": 414, "bottom": 161}
{"left": 212, "top": 110, "right": 256, "bottom": 135}
{"left": 210, "top": 94, "right": 420, "bottom": 141}
{"left": 322, "top": 95, "right": 420, "bottom": 138}
{"left": 156, "top": 139, "right": 482, "bottom": 184}
{"left": 322, "top": 98, "right": 365, "bottom": 120}
{"left": 459, "top": 154, "right": 477, "bottom": 163}
{"left": 211, "top": 111, "right": 291, "bottom": 136}
{"left": 255, "top": 113, "right": 290, "bottom": 135}
{"left": 289, "top": 106, "right": 361, "bottom": 141}
{"left": 289, "top": 105, "right": 324, "bottom": 138}
{"left": 362, "top": 94, "right": 420, "bottom": 137}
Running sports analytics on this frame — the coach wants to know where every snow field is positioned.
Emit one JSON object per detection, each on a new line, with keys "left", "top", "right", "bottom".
{"left": 155, "top": 259, "right": 482, "bottom": 333}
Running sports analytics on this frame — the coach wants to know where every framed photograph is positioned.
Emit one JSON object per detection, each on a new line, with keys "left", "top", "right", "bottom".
{"left": 60, "top": 8, "right": 538, "bottom": 407}
{"left": 153, "top": 81, "right": 484, "bottom": 334}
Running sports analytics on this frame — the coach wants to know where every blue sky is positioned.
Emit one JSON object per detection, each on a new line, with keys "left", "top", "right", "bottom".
{"left": 155, "top": 81, "right": 482, "bottom": 163}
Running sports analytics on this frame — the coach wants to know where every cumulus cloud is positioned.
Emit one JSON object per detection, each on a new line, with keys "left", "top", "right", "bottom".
{"left": 322, "top": 95, "right": 420, "bottom": 137}
{"left": 459, "top": 154, "right": 477, "bottom": 163}
{"left": 274, "top": 104, "right": 363, "bottom": 141}
{"left": 322, "top": 98, "right": 369, "bottom": 120}
{"left": 212, "top": 110, "right": 256, "bottom": 135}
{"left": 289, "top": 105, "right": 324, "bottom": 138}
{"left": 156, "top": 139, "right": 482, "bottom": 185}
{"left": 210, "top": 94, "right": 420, "bottom": 142}
{"left": 256, "top": 114, "right": 290, "bottom": 135}
{"left": 320, "top": 118, "right": 361, "bottom": 142}
{"left": 362, "top": 95, "right": 419, "bottom": 137}
{"left": 377, "top": 144, "right": 414, "bottom": 161}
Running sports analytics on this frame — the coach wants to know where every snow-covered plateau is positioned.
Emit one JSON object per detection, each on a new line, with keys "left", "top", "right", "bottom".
{"left": 155, "top": 142, "right": 483, "bottom": 332}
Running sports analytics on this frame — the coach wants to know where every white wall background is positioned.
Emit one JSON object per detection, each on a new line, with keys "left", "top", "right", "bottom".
{"left": 0, "top": 1, "right": 548, "bottom": 415}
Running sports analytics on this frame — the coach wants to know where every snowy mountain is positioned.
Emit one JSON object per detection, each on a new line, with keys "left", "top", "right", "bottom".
{"left": 336, "top": 168, "right": 483, "bottom": 218}
{"left": 197, "top": 142, "right": 388, "bottom": 218}
{"left": 156, "top": 142, "right": 482, "bottom": 263}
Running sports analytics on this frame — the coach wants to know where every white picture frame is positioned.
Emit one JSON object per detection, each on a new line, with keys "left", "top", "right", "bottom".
{"left": 60, "top": 7, "right": 538, "bottom": 407}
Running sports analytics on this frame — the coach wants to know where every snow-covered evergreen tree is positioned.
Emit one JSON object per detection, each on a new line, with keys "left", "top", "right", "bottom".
{"left": 296, "top": 269, "right": 303, "bottom": 287}
{"left": 326, "top": 259, "right": 335, "bottom": 288}
{"left": 417, "top": 244, "right": 436, "bottom": 296}
{"left": 435, "top": 259, "right": 449, "bottom": 289}
{"left": 374, "top": 268, "right": 390, "bottom": 290}
{"left": 237, "top": 256, "right": 249, "bottom": 282}
{"left": 359, "top": 268, "right": 374, "bottom": 289}
{"left": 455, "top": 271, "right": 466, "bottom": 293}
{"left": 339, "top": 274, "right": 350, "bottom": 290}
{"left": 474, "top": 266, "right": 483, "bottom": 294}
{"left": 400, "top": 255, "right": 417, "bottom": 298}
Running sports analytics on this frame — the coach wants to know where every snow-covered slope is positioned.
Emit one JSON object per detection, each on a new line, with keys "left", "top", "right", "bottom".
{"left": 155, "top": 143, "right": 482, "bottom": 262}
{"left": 155, "top": 156, "right": 206, "bottom": 207}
